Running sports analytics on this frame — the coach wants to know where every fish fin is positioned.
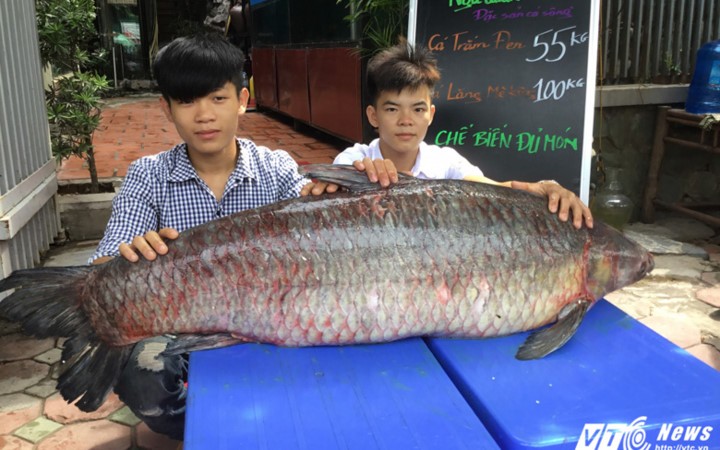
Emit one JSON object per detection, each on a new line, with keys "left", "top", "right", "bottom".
{"left": 299, "top": 164, "right": 414, "bottom": 192}
{"left": 0, "top": 266, "right": 131, "bottom": 412}
{"left": 0, "top": 266, "right": 94, "bottom": 336}
{"left": 58, "top": 339, "right": 133, "bottom": 411}
{"left": 515, "top": 299, "right": 591, "bottom": 360}
{"left": 161, "top": 333, "right": 246, "bottom": 356}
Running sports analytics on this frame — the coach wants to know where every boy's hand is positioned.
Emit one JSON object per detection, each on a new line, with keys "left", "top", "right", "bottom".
{"left": 118, "top": 227, "right": 180, "bottom": 262}
{"left": 511, "top": 180, "right": 594, "bottom": 229}
{"left": 353, "top": 157, "right": 399, "bottom": 187}
{"left": 300, "top": 180, "right": 340, "bottom": 196}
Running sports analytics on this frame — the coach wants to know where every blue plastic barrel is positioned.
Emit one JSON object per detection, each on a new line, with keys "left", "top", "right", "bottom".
{"left": 685, "top": 39, "right": 720, "bottom": 114}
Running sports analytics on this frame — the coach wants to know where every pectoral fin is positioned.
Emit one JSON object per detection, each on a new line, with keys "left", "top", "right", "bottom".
{"left": 299, "top": 164, "right": 414, "bottom": 192}
{"left": 515, "top": 299, "right": 591, "bottom": 360}
{"left": 161, "top": 333, "right": 248, "bottom": 356}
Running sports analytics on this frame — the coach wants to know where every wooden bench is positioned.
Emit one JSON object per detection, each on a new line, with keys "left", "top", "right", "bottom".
{"left": 185, "top": 300, "right": 720, "bottom": 449}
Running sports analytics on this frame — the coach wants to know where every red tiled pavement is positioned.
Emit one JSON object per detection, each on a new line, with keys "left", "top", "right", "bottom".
{"left": 57, "top": 94, "right": 344, "bottom": 182}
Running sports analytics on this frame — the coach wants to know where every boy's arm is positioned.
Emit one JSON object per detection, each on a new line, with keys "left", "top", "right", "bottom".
{"left": 89, "top": 161, "right": 173, "bottom": 263}
{"left": 463, "top": 174, "right": 593, "bottom": 229}
{"left": 332, "top": 143, "right": 369, "bottom": 166}
{"left": 510, "top": 180, "right": 593, "bottom": 229}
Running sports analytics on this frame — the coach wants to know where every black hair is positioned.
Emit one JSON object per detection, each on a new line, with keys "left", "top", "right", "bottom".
{"left": 366, "top": 40, "right": 441, "bottom": 105}
{"left": 153, "top": 32, "right": 246, "bottom": 103}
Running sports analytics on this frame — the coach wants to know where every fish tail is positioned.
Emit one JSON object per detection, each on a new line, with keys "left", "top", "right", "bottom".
{"left": 0, "top": 266, "right": 132, "bottom": 412}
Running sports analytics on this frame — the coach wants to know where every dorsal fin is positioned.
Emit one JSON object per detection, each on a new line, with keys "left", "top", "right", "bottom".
{"left": 299, "top": 164, "right": 414, "bottom": 193}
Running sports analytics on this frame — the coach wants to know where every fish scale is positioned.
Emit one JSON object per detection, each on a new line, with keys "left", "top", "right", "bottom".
{"left": 0, "top": 168, "right": 654, "bottom": 411}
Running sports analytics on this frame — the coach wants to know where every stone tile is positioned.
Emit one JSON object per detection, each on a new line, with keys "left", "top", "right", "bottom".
{"left": 0, "top": 435, "right": 34, "bottom": 450}
{"left": 136, "top": 422, "right": 182, "bottom": 450}
{"left": 686, "top": 344, "right": 720, "bottom": 371}
{"left": 700, "top": 243, "right": 720, "bottom": 256}
{"left": 49, "top": 362, "right": 61, "bottom": 380}
{"left": 624, "top": 228, "right": 707, "bottom": 257}
{"left": 35, "top": 420, "right": 131, "bottom": 450}
{"left": 648, "top": 255, "right": 711, "bottom": 282}
{"left": 13, "top": 417, "right": 63, "bottom": 444}
{"left": 700, "top": 271, "right": 720, "bottom": 286}
{"left": 44, "top": 392, "right": 124, "bottom": 424}
{"left": 55, "top": 338, "right": 67, "bottom": 350}
{"left": 25, "top": 380, "right": 58, "bottom": 399}
{"left": 639, "top": 314, "right": 702, "bottom": 348}
{"left": 653, "top": 216, "right": 717, "bottom": 241}
{"left": 696, "top": 287, "right": 720, "bottom": 308}
{"left": 0, "top": 319, "right": 22, "bottom": 337}
{"left": 33, "top": 348, "right": 62, "bottom": 365}
{"left": 0, "top": 393, "right": 42, "bottom": 434}
{"left": 0, "top": 360, "right": 51, "bottom": 395}
{"left": 108, "top": 406, "right": 141, "bottom": 426}
{"left": 702, "top": 333, "right": 720, "bottom": 351}
{"left": 0, "top": 334, "right": 55, "bottom": 362}
{"left": 604, "top": 291, "right": 655, "bottom": 320}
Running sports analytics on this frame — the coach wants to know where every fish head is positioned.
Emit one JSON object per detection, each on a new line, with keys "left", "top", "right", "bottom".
{"left": 585, "top": 222, "right": 654, "bottom": 299}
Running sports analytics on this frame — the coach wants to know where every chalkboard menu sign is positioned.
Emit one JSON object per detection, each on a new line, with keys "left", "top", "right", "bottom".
{"left": 410, "top": 0, "right": 599, "bottom": 199}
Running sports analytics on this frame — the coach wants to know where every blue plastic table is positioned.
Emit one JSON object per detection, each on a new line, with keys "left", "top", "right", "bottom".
{"left": 185, "top": 337, "right": 499, "bottom": 449}
{"left": 185, "top": 300, "right": 720, "bottom": 449}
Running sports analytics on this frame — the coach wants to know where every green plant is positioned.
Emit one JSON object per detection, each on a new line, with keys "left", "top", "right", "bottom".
{"left": 663, "top": 52, "right": 682, "bottom": 76}
{"left": 45, "top": 73, "right": 109, "bottom": 191}
{"left": 36, "top": 0, "right": 110, "bottom": 192}
{"left": 337, "top": 0, "right": 409, "bottom": 55}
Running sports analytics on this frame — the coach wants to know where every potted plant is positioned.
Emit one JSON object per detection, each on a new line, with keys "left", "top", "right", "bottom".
{"left": 36, "top": 0, "right": 110, "bottom": 194}
{"left": 337, "top": 0, "right": 408, "bottom": 54}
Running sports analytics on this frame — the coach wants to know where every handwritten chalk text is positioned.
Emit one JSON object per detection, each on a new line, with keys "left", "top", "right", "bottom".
{"left": 447, "top": 82, "right": 484, "bottom": 103}
{"left": 450, "top": 0, "right": 519, "bottom": 13}
{"left": 473, "top": 6, "right": 575, "bottom": 22}
{"left": 526, "top": 26, "right": 589, "bottom": 63}
{"left": 534, "top": 77, "right": 585, "bottom": 102}
{"left": 428, "top": 30, "right": 524, "bottom": 53}
{"left": 486, "top": 84, "right": 537, "bottom": 101}
{"left": 436, "top": 124, "right": 475, "bottom": 146}
{"left": 442, "top": 83, "right": 537, "bottom": 104}
{"left": 433, "top": 125, "right": 578, "bottom": 153}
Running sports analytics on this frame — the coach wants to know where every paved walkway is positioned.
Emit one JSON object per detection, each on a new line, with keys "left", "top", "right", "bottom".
{"left": 1, "top": 95, "right": 720, "bottom": 449}
{"left": 57, "top": 95, "right": 342, "bottom": 182}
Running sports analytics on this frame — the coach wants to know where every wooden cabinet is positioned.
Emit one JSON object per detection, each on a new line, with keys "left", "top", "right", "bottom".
{"left": 252, "top": 46, "right": 364, "bottom": 143}
{"left": 307, "top": 47, "right": 362, "bottom": 143}
{"left": 252, "top": 48, "right": 278, "bottom": 109}
{"left": 276, "top": 49, "right": 310, "bottom": 123}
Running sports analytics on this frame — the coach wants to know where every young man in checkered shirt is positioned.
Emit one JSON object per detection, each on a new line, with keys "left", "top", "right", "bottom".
{"left": 90, "top": 33, "right": 311, "bottom": 440}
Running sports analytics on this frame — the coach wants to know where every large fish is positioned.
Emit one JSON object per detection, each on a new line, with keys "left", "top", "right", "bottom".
{"left": 0, "top": 165, "right": 652, "bottom": 413}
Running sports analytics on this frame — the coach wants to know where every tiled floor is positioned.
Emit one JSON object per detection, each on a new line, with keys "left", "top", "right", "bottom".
{"left": 57, "top": 95, "right": 344, "bottom": 182}
{"left": 1, "top": 95, "right": 344, "bottom": 450}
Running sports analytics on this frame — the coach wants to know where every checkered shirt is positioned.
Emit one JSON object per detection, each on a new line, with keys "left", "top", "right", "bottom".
{"left": 90, "top": 138, "right": 309, "bottom": 262}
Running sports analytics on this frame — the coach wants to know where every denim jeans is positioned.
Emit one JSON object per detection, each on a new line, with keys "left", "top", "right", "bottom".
{"left": 114, "top": 336, "right": 187, "bottom": 440}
